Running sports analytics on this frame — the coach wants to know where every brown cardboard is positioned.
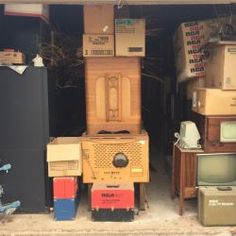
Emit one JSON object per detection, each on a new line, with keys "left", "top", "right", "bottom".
{"left": 192, "top": 88, "right": 236, "bottom": 115}
{"left": 47, "top": 137, "right": 82, "bottom": 177}
{"left": 83, "top": 5, "right": 114, "bottom": 34}
{"left": 83, "top": 34, "right": 114, "bottom": 57}
{"left": 206, "top": 42, "right": 236, "bottom": 90}
{"left": 115, "top": 19, "right": 145, "bottom": 57}
{"left": 0, "top": 51, "right": 25, "bottom": 65}
{"left": 174, "top": 17, "right": 231, "bottom": 82}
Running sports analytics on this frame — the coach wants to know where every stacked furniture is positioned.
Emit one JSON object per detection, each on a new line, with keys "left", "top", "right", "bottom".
{"left": 47, "top": 137, "right": 82, "bottom": 220}
{"left": 192, "top": 41, "right": 236, "bottom": 226}
{"left": 82, "top": 5, "right": 149, "bottom": 221}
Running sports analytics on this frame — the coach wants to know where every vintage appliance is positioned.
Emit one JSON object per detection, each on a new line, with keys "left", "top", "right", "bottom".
{"left": 197, "top": 152, "right": 236, "bottom": 226}
{"left": 82, "top": 130, "right": 149, "bottom": 183}
{"left": 85, "top": 57, "right": 141, "bottom": 135}
{"left": 174, "top": 121, "right": 201, "bottom": 149}
{"left": 193, "top": 113, "right": 236, "bottom": 152}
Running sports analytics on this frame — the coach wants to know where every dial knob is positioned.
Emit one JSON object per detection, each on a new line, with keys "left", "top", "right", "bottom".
{"left": 112, "top": 153, "right": 129, "bottom": 168}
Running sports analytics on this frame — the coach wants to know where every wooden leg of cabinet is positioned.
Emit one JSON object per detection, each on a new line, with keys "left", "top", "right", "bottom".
{"left": 139, "top": 183, "right": 146, "bottom": 211}
{"left": 87, "top": 183, "right": 92, "bottom": 211}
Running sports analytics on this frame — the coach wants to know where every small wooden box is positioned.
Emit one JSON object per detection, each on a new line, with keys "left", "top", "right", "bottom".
{"left": 85, "top": 57, "right": 141, "bottom": 134}
{"left": 0, "top": 51, "right": 25, "bottom": 65}
{"left": 53, "top": 177, "right": 78, "bottom": 199}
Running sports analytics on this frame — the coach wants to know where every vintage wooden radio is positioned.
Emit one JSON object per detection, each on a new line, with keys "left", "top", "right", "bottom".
{"left": 85, "top": 57, "right": 141, "bottom": 135}
{"left": 193, "top": 112, "right": 236, "bottom": 152}
{"left": 81, "top": 130, "right": 149, "bottom": 183}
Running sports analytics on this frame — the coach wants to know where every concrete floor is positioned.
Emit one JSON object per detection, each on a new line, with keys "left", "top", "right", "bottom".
{"left": 0, "top": 148, "right": 236, "bottom": 235}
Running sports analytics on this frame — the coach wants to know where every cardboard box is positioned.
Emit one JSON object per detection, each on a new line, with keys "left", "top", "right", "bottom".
{"left": 174, "top": 17, "right": 231, "bottom": 82}
{"left": 83, "top": 5, "right": 114, "bottom": 34}
{"left": 91, "top": 184, "right": 134, "bottom": 209}
{"left": 206, "top": 42, "right": 236, "bottom": 90}
{"left": 192, "top": 88, "right": 236, "bottom": 115}
{"left": 47, "top": 137, "right": 82, "bottom": 177}
{"left": 4, "top": 4, "right": 49, "bottom": 22}
{"left": 0, "top": 51, "right": 25, "bottom": 65}
{"left": 198, "top": 186, "right": 236, "bottom": 226}
{"left": 83, "top": 34, "right": 114, "bottom": 57}
{"left": 53, "top": 177, "right": 78, "bottom": 199}
{"left": 115, "top": 19, "right": 145, "bottom": 57}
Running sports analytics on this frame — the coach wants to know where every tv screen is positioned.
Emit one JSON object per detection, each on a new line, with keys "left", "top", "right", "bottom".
{"left": 221, "top": 121, "right": 236, "bottom": 142}
{"left": 197, "top": 153, "right": 236, "bottom": 186}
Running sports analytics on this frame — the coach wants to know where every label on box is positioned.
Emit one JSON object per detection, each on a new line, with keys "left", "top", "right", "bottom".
{"left": 115, "top": 19, "right": 145, "bottom": 57}
{"left": 83, "top": 34, "right": 114, "bottom": 57}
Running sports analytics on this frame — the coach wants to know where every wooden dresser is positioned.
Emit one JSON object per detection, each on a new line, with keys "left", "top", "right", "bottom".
{"left": 171, "top": 144, "right": 204, "bottom": 215}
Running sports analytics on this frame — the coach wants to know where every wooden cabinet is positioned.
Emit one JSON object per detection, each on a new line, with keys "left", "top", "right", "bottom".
{"left": 171, "top": 144, "right": 203, "bottom": 215}
{"left": 85, "top": 57, "right": 141, "bottom": 135}
{"left": 193, "top": 112, "right": 236, "bottom": 152}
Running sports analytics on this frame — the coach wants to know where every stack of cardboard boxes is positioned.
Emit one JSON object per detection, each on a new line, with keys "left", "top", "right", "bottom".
{"left": 173, "top": 17, "right": 234, "bottom": 99}
{"left": 82, "top": 5, "right": 149, "bottom": 221}
{"left": 47, "top": 137, "right": 82, "bottom": 221}
{"left": 191, "top": 41, "right": 236, "bottom": 226}
{"left": 174, "top": 18, "right": 236, "bottom": 226}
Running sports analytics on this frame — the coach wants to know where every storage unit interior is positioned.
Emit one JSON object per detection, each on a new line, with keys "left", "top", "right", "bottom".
{"left": 0, "top": 3, "right": 235, "bottom": 219}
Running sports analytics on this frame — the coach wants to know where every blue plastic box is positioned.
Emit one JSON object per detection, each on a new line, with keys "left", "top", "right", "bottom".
{"left": 54, "top": 198, "right": 78, "bottom": 221}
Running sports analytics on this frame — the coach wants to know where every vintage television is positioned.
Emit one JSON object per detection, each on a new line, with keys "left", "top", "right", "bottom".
{"left": 197, "top": 153, "right": 236, "bottom": 186}
{"left": 221, "top": 121, "right": 236, "bottom": 142}
{"left": 81, "top": 130, "right": 149, "bottom": 183}
{"left": 192, "top": 113, "right": 236, "bottom": 152}
{"left": 174, "top": 121, "right": 201, "bottom": 149}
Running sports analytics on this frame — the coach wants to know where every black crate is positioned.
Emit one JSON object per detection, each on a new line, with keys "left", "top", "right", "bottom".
{"left": 91, "top": 209, "right": 134, "bottom": 222}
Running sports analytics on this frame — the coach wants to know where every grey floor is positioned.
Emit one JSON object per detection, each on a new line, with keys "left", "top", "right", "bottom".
{"left": 0, "top": 147, "right": 235, "bottom": 235}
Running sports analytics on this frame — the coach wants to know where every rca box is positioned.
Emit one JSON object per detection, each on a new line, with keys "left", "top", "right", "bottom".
{"left": 206, "top": 42, "right": 236, "bottom": 90}
{"left": 173, "top": 17, "right": 230, "bottom": 82}
{"left": 85, "top": 57, "right": 141, "bottom": 134}
{"left": 53, "top": 177, "right": 78, "bottom": 199}
{"left": 47, "top": 137, "right": 82, "bottom": 177}
{"left": 83, "top": 5, "right": 114, "bottom": 34}
{"left": 83, "top": 34, "right": 114, "bottom": 57}
{"left": 198, "top": 186, "right": 236, "bottom": 226}
{"left": 54, "top": 198, "right": 78, "bottom": 221}
{"left": 192, "top": 88, "right": 236, "bottom": 115}
{"left": 115, "top": 19, "right": 145, "bottom": 57}
{"left": 82, "top": 130, "right": 149, "bottom": 183}
{"left": 193, "top": 113, "right": 236, "bottom": 152}
{"left": 91, "top": 184, "right": 134, "bottom": 209}
{"left": 92, "top": 209, "right": 134, "bottom": 222}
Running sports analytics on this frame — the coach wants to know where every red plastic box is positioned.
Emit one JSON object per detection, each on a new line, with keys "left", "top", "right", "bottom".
{"left": 91, "top": 183, "right": 134, "bottom": 209}
{"left": 53, "top": 177, "right": 78, "bottom": 199}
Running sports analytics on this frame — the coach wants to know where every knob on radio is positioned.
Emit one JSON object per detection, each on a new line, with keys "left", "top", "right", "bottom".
{"left": 112, "top": 153, "right": 129, "bottom": 168}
